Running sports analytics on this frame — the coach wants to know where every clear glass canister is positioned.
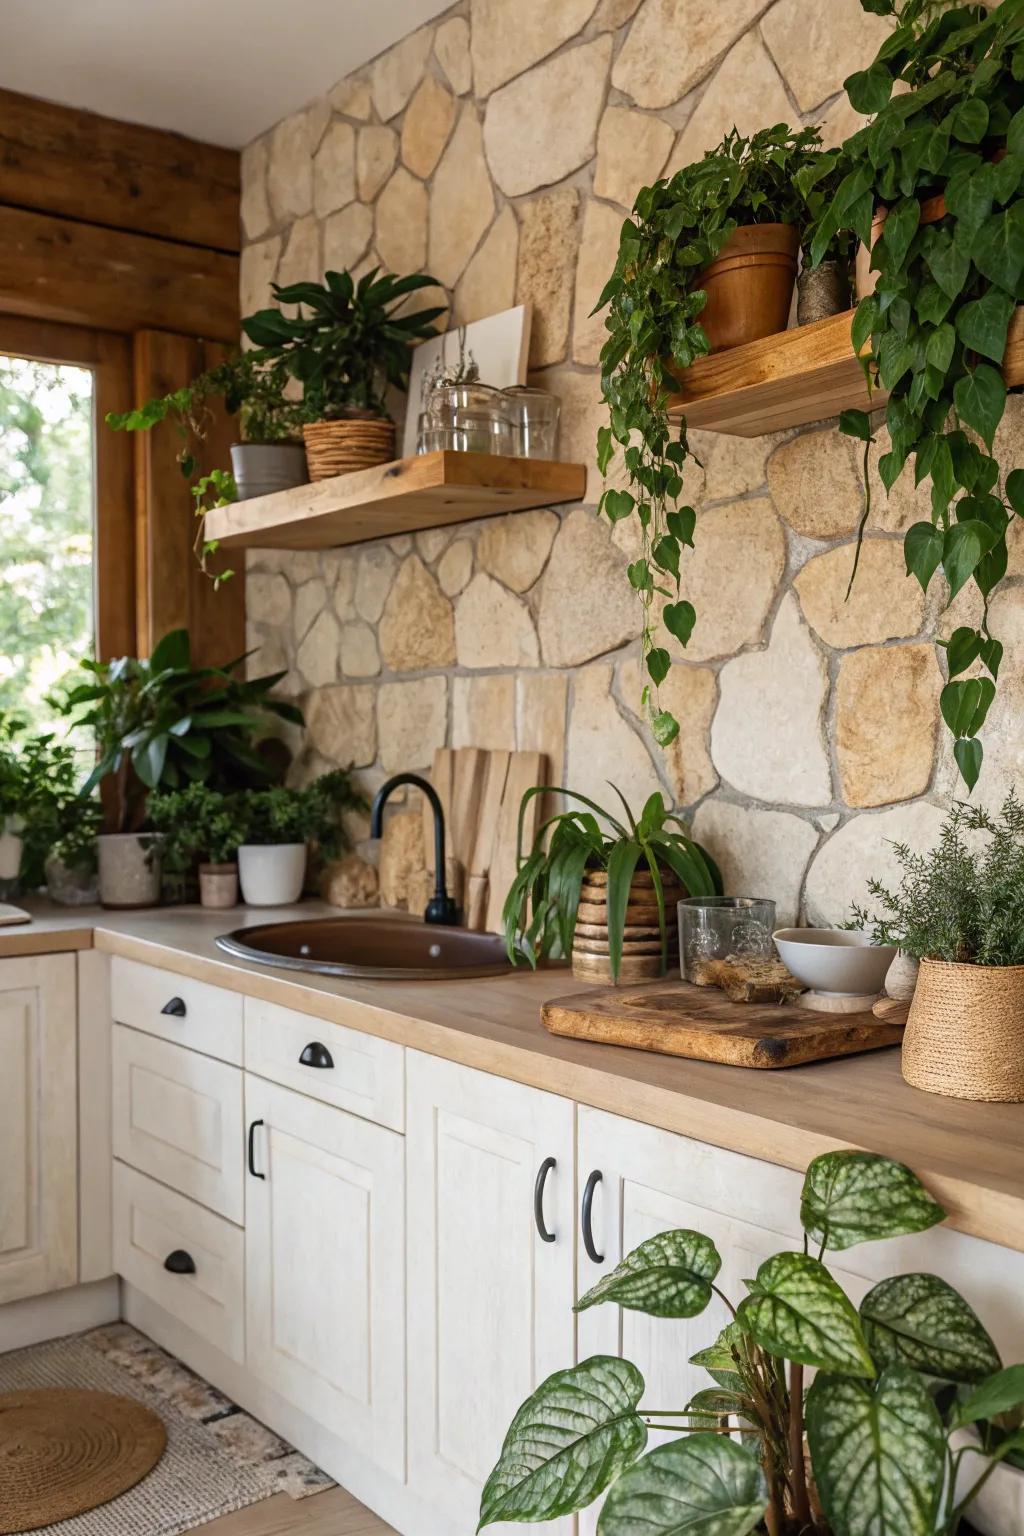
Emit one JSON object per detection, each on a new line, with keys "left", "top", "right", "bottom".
{"left": 677, "top": 896, "right": 777, "bottom": 981}
{"left": 503, "top": 386, "right": 561, "bottom": 459}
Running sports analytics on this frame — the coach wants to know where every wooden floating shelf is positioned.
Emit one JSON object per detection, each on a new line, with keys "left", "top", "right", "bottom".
{"left": 668, "top": 307, "right": 1024, "bottom": 437}
{"left": 204, "top": 450, "right": 587, "bottom": 552}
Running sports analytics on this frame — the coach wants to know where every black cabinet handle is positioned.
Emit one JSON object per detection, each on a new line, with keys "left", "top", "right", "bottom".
{"left": 248, "top": 1119, "right": 265, "bottom": 1179}
{"left": 161, "top": 997, "right": 187, "bottom": 1017}
{"left": 581, "top": 1169, "right": 604, "bottom": 1264}
{"left": 534, "top": 1157, "right": 557, "bottom": 1243}
{"left": 299, "top": 1041, "right": 334, "bottom": 1070}
{"left": 163, "top": 1249, "right": 195, "bottom": 1275}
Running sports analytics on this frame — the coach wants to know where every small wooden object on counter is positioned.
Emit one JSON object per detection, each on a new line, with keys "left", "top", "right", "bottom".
{"left": 466, "top": 750, "right": 510, "bottom": 931}
{"left": 873, "top": 996, "right": 911, "bottom": 1028}
{"left": 484, "top": 751, "right": 546, "bottom": 936}
{"left": 691, "top": 953, "right": 804, "bottom": 1004}
{"left": 571, "top": 868, "right": 684, "bottom": 983}
{"left": 542, "top": 978, "right": 905, "bottom": 1068}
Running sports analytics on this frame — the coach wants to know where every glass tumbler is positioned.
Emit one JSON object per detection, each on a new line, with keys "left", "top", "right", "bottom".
{"left": 677, "top": 896, "right": 777, "bottom": 982}
{"left": 503, "top": 386, "right": 561, "bottom": 459}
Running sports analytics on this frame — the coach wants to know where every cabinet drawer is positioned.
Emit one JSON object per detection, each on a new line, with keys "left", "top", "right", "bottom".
{"left": 244, "top": 998, "right": 404, "bottom": 1131}
{"left": 112, "top": 1025, "right": 244, "bottom": 1222}
{"left": 113, "top": 1161, "right": 244, "bottom": 1362}
{"left": 111, "top": 956, "right": 243, "bottom": 1064}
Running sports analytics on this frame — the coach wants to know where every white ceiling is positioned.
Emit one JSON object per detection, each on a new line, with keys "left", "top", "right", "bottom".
{"left": 0, "top": 0, "right": 454, "bottom": 148}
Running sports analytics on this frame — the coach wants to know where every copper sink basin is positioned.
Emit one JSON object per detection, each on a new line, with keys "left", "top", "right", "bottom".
{"left": 216, "top": 916, "right": 515, "bottom": 980}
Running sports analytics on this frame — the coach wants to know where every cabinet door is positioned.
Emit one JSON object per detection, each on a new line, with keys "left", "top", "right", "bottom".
{"left": 244, "top": 1076, "right": 405, "bottom": 1479}
{"left": 406, "top": 1051, "right": 576, "bottom": 1533}
{"left": 0, "top": 954, "right": 77, "bottom": 1303}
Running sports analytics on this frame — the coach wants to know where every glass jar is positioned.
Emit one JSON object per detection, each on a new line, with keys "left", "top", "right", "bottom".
{"left": 503, "top": 386, "right": 561, "bottom": 459}
{"left": 677, "top": 896, "right": 777, "bottom": 982}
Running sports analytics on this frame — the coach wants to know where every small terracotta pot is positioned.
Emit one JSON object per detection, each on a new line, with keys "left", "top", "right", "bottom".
{"left": 855, "top": 190, "right": 948, "bottom": 298}
{"left": 902, "top": 956, "right": 1024, "bottom": 1102}
{"left": 199, "top": 861, "right": 239, "bottom": 910}
{"left": 698, "top": 223, "right": 799, "bottom": 351}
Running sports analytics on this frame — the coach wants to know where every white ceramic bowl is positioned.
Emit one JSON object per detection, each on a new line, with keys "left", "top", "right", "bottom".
{"left": 772, "top": 928, "right": 897, "bottom": 997}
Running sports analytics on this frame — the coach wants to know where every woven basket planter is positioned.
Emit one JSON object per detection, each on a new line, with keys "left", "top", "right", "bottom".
{"left": 572, "top": 867, "right": 685, "bottom": 984}
{"left": 902, "top": 956, "right": 1024, "bottom": 1102}
{"left": 302, "top": 416, "right": 395, "bottom": 480}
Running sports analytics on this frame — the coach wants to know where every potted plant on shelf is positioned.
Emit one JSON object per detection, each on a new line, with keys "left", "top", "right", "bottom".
{"left": 241, "top": 267, "right": 446, "bottom": 480}
{"left": 479, "top": 1147, "right": 1024, "bottom": 1536}
{"left": 238, "top": 769, "right": 365, "bottom": 907}
{"left": 148, "top": 784, "right": 249, "bottom": 909}
{"left": 803, "top": 0, "right": 1024, "bottom": 789}
{"left": 851, "top": 788, "right": 1024, "bottom": 1103}
{"left": 594, "top": 125, "right": 829, "bottom": 747}
{"left": 503, "top": 787, "right": 720, "bottom": 983}
{"left": 59, "top": 629, "right": 303, "bottom": 908}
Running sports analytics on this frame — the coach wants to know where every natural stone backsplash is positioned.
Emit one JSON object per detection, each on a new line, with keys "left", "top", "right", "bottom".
{"left": 240, "top": 0, "right": 1024, "bottom": 926}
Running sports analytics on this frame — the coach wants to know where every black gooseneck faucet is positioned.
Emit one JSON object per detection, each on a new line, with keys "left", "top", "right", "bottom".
{"left": 370, "top": 773, "right": 461, "bottom": 926}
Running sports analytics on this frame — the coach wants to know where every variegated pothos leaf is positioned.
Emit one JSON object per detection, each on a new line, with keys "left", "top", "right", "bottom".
{"left": 861, "top": 1273, "right": 1001, "bottom": 1383}
{"left": 576, "top": 1231, "right": 721, "bottom": 1319}
{"left": 597, "top": 1433, "right": 767, "bottom": 1536}
{"left": 737, "top": 1252, "right": 874, "bottom": 1377}
{"left": 800, "top": 1151, "right": 945, "bottom": 1252}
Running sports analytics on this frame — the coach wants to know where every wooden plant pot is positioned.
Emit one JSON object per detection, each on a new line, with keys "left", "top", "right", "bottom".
{"left": 302, "top": 414, "right": 395, "bottom": 480}
{"left": 698, "top": 223, "right": 799, "bottom": 351}
{"left": 902, "top": 956, "right": 1024, "bottom": 1102}
{"left": 572, "top": 867, "right": 686, "bottom": 984}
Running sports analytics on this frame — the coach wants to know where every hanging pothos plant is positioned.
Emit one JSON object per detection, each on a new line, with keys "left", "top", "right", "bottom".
{"left": 803, "top": 0, "right": 1024, "bottom": 789}
{"left": 594, "top": 126, "right": 830, "bottom": 747}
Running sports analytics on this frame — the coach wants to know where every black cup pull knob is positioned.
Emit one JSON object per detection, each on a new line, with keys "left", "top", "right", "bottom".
{"left": 163, "top": 1249, "right": 195, "bottom": 1275}
{"left": 248, "top": 1118, "right": 266, "bottom": 1179}
{"left": 534, "top": 1156, "right": 557, "bottom": 1243}
{"left": 299, "top": 1041, "right": 334, "bottom": 1070}
{"left": 581, "top": 1169, "right": 604, "bottom": 1264}
{"left": 161, "top": 997, "right": 187, "bottom": 1018}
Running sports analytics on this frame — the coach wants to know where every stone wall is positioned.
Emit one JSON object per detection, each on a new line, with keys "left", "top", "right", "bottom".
{"left": 239, "top": 0, "right": 1024, "bottom": 924}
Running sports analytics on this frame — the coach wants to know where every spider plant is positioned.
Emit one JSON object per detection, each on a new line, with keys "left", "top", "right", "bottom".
{"left": 502, "top": 787, "right": 721, "bottom": 980}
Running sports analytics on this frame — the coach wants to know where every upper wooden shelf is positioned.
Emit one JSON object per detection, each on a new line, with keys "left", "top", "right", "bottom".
{"left": 204, "top": 451, "right": 587, "bottom": 552}
{"left": 668, "top": 306, "right": 1024, "bottom": 437}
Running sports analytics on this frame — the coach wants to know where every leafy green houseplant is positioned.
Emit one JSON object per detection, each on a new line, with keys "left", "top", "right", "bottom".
{"left": 238, "top": 770, "right": 366, "bottom": 907}
{"left": 805, "top": 0, "right": 1024, "bottom": 788}
{"left": 0, "top": 712, "right": 94, "bottom": 895}
{"left": 479, "top": 1148, "right": 1024, "bottom": 1536}
{"left": 503, "top": 787, "right": 721, "bottom": 981}
{"left": 594, "top": 126, "right": 829, "bottom": 746}
{"left": 852, "top": 789, "right": 1024, "bottom": 1100}
{"left": 149, "top": 783, "right": 250, "bottom": 909}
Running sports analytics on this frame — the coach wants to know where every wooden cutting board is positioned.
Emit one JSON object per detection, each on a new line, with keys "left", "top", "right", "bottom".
{"left": 542, "top": 979, "right": 905, "bottom": 1069}
{"left": 485, "top": 750, "right": 545, "bottom": 935}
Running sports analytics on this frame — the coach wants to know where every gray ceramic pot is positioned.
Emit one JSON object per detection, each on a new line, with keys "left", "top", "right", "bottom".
{"left": 230, "top": 442, "right": 308, "bottom": 501}
{"left": 98, "top": 833, "right": 161, "bottom": 909}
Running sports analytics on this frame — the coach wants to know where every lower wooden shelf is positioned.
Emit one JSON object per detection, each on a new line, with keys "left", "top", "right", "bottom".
{"left": 668, "top": 306, "right": 1024, "bottom": 437}
{"left": 204, "top": 450, "right": 586, "bottom": 551}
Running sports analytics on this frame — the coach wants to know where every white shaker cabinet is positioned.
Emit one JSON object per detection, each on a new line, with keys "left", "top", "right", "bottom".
{"left": 0, "top": 954, "right": 77, "bottom": 1304}
{"left": 244, "top": 1075, "right": 406, "bottom": 1480}
{"left": 405, "top": 1051, "right": 576, "bottom": 1534}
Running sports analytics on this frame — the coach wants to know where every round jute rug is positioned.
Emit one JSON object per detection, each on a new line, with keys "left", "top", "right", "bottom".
{"left": 0, "top": 1388, "right": 166, "bottom": 1533}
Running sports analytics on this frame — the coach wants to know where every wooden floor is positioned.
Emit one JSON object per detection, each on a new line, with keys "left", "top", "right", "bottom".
{"left": 200, "top": 1486, "right": 396, "bottom": 1536}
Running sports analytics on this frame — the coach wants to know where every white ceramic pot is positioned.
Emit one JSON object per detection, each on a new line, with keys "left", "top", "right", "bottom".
{"left": 98, "top": 833, "right": 162, "bottom": 909}
{"left": 45, "top": 854, "right": 99, "bottom": 907}
{"left": 0, "top": 816, "right": 24, "bottom": 893}
{"left": 199, "top": 862, "right": 239, "bottom": 910}
{"left": 952, "top": 1428, "right": 1024, "bottom": 1535}
{"left": 238, "top": 843, "right": 306, "bottom": 906}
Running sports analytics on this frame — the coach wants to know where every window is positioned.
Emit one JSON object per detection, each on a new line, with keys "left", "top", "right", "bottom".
{"left": 0, "top": 354, "right": 94, "bottom": 729}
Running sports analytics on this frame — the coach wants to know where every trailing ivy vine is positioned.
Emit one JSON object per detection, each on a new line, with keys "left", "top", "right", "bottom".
{"left": 810, "top": 0, "right": 1024, "bottom": 788}
{"left": 595, "top": 126, "right": 834, "bottom": 747}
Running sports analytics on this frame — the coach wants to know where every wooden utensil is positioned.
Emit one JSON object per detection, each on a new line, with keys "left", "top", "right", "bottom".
{"left": 542, "top": 979, "right": 905, "bottom": 1069}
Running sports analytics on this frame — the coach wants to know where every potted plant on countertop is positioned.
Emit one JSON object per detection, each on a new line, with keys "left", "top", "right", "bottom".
{"left": 0, "top": 713, "right": 93, "bottom": 898}
{"left": 148, "top": 783, "right": 249, "bottom": 909}
{"left": 238, "top": 769, "right": 365, "bottom": 907}
{"left": 503, "top": 786, "right": 721, "bottom": 983}
{"left": 478, "top": 1146, "right": 1024, "bottom": 1536}
{"left": 594, "top": 124, "right": 831, "bottom": 748}
{"left": 241, "top": 267, "right": 446, "bottom": 480}
{"left": 851, "top": 787, "right": 1024, "bottom": 1103}
{"left": 58, "top": 629, "right": 303, "bottom": 909}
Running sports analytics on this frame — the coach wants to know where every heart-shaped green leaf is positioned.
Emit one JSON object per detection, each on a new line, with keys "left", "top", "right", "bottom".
{"left": 738, "top": 1253, "right": 874, "bottom": 1377}
{"left": 904, "top": 521, "right": 944, "bottom": 590}
{"left": 800, "top": 1151, "right": 945, "bottom": 1253}
{"left": 941, "top": 677, "right": 995, "bottom": 739}
{"left": 577, "top": 1230, "right": 721, "bottom": 1318}
{"left": 954, "top": 365, "right": 1006, "bottom": 450}
{"left": 954, "top": 737, "right": 983, "bottom": 791}
{"left": 943, "top": 518, "right": 1000, "bottom": 597}
{"left": 973, "top": 206, "right": 1024, "bottom": 292}
{"left": 806, "top": 1366, "right": 946, "bottom": 1536}
{"left": 478, "top": 1356, "right": 647, "bottom": 1528}
{"left": 953, "top": 1364, "right": 1024, "bottom": 1427}
{"left": 690, "top": 1321, "right": 746, "bottom": 1392}
{"left": 663, "top": 601, "right": 696, "bottom": 648}
{"left": 1007, "top": 468, "right": 1024, "bottom": 515}
{"left": 956, "top": 288, "right": 1016, "bottom": 363}
{"left": 597, "top": 1434, "right": 767, "bottom": 1536}
{"left": 862, "top": 1274, "right": 1001, "bottom": 1383}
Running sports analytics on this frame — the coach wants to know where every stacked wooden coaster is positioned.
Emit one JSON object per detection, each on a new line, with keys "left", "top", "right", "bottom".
{"left": 302, "top": 418, "right": 395, "bottom": 479}
{"left": 572, "top": 867, "right": 684, "bottom": 982}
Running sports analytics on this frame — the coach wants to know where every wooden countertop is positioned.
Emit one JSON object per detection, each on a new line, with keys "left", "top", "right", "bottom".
{"left": 9, "top": 903, "right": 1024, "bottom": 1253}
